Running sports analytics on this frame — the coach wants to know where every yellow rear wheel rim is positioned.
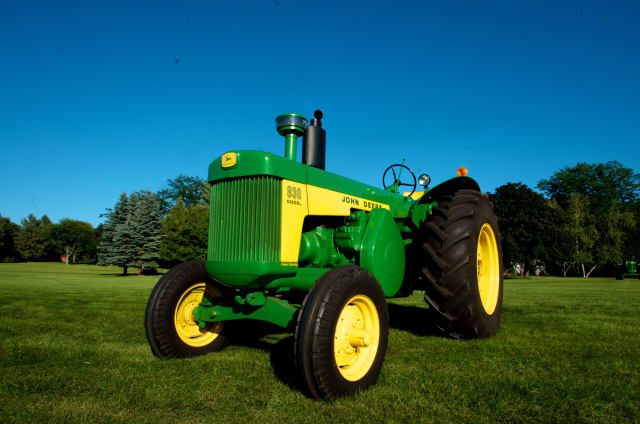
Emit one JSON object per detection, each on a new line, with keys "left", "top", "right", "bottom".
{"left": 174, "top": 283, "right": 223, "bottom": 347}
{"left": 333, "top": 295, "right": 380, "bottom": 381}
{"left": 477, "top": 223, "right": 500, "bottom": 314}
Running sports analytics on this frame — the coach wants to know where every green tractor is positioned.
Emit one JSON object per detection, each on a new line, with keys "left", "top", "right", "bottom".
{"left": 616, "top": 258, "right": 639, "bottom": 280}
{"left": 145, "top": 110, "right": 503, "bottom": 400}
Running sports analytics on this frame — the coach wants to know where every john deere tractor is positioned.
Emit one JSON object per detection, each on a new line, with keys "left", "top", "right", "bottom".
{"left": 145, "top": 110, "right": 503, "bottom": 400}
{"left": 616, "top": 258, "right": 640, "bottom": 279}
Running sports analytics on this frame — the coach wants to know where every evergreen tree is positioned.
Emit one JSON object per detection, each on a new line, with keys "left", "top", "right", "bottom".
{"left": 98, "top": 193, "right": 136, "bottom": 274}
{"left": 131, "top": 191, "right": 165, "bottom": 271}
{"left": 112, "top": 193, "right": 140, "bottom": 274}
{"left": 98, "top": 192, "right": 165, "bottom": 275}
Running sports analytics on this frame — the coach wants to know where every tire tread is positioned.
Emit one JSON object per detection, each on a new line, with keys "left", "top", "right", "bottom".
{"left": 419, "top": 190, "right": 503, "bottom": 339}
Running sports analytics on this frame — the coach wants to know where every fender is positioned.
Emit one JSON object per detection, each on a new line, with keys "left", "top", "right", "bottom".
{"left": 360, "top": 208, "right": 405, "bottom": 297}
{"left": 420, "top": 176, "right": 481, "bottom": 203}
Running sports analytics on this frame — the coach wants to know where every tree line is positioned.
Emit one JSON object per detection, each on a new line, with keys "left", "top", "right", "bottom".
{"left": 490, "top": 161, "right": 639, "bottom": 277}
{"left": 97, "top": 175, "right": 209, "bottom": 275}
{"left": 1, "top": 162, "right": 638, "bottom": 278}
{"left": 0, "top": 175, "right": 210, "bottom": 274}
{"left": 0, "top": 214, "right": 100, "bottom": 264}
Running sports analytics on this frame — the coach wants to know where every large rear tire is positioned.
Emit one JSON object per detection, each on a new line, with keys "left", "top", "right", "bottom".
{"left": 420, "top": 189, "right": 503, "bottom": 338}
{"left": 294, "top": 265, "right": 389, "bottom": 400}
{"left": 145, "top": 260, "right": 230, "bottom": 358}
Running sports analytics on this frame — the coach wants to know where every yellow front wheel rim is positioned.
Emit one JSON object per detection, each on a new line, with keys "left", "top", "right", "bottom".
{"left": 333, "top": 295, "right": 380, "bottom": 381}
{"left": 477, "top": 223, "right": 500, "bottom": 314}
{"left": 174, "top": 283, "right": 223, "bottom": 347}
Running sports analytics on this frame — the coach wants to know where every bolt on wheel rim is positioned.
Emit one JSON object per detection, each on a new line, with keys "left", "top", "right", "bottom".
{"left": 174, "top": 283, "right": 223, "bottom": 347}
{"left": 477, "top": 223, "right": 500, "bottom": 314}
{"left": 333, "top": 295, "right": 380, "bottom": 381}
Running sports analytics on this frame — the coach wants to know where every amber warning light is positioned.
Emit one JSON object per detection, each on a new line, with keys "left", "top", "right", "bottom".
{"left": 457, "top": 167, "right": 468, "bottom": 177}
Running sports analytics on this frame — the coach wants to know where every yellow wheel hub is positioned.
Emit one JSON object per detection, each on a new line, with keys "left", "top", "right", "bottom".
{"left": 333, "top": 295, "right": 380, "bottom": 381}
{"left": 174, "top": 283, "right": 223, "bottom": 347}
{"left": 477, "top": 223, "right": 500, "bottom": 314}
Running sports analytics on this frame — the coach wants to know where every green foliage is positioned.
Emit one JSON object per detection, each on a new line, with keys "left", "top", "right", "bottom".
{"left": 1, "top": 263, "right": 639, "bottom": 423}
{"left": 98, "top": 193, "right": 130, "bottom": 269}
{"left": 537, "top": 161, "right": 640, "bottom": 208}
{"left": 159, "top": 199, "right": 208, "bottom": 266}
{"left": 131, "top": 191, "right": 165, "bottom": 264}
{"left": 596, "top": 200, "right": 634, "bottom": 265}
{"left": 537, "top": 162, "right": 637, "bottom": 275}
{"left": 98, "top": 192, "right": 165, "bottom": 274}
{"left": 155, "top": 174, "right": 210, "bottom": 266}
{"left": 489, "top": 183, "right": 565, "bottom": 274}
{"left": 157, "top": 174, "right": 208, "bottom": 210}
{"left": 624, "top": 200, "right": 640, "bottom": 259}
{"left": 0, "top": 214, "right": 20, "bottom": 262}
{"left": 562, "top": 194, "right": 600, "bottom": 276}
{"left": 14, "top": 214, "right": 54, "bottom": 261}
{"left": 565, "top": 194, "right": 598, "bottom": 262}
{"left": 48, "top": 219, "right": 99, "bottom": 264}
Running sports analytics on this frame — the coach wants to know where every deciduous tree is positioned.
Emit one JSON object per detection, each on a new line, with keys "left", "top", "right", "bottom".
{"left": 597, "top": 201, "right": 634, "bottom": 266}
{"left": 623, "top": 199, "right": 640, "bottom": 260}
{"left": 489, "top": 183, "right": 566, "bottom": 276}
{"left": 158, "top": 175, "right": 208, "bottom": 210}
{"left": 537, "top": 161, "right": 640, "bottom": 209}
{"left": 538, "top": 162, "right": 638, "bottom": 276}
{"left": 160, "top": 199, "right": 208, "bottom": 267}
{"left": 563, "top": 194, "right": 599, "bottom": 277}
{"left": 48, "top": 219, "right": 98, "bottom": 264}
{"left": 0, "top": 214, "right": 20, "bottom": 262}
{"left": 15, "top": 214, "right": 53, "bottom": 261}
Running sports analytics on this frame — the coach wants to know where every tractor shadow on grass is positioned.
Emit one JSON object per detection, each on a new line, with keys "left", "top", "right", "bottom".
{"left": 269, "top": 336, "right": 299, "bottom": 390}
{"left": 227, "top": 321, "right": 300, "bottom": 391}
{"left": 386, "top": 302, "right": 440, "bottom": 337}
{"left": 227, "top": 302, "right": 441, "bottom": 392}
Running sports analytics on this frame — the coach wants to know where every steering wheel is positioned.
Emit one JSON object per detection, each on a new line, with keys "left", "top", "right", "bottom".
{"left": 382, "top": 164, "right": 417, "bottom": 196}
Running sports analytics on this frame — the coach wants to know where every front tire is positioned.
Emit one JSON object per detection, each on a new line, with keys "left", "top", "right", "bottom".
{"left": 294, "top": 265, "right": 389, "bottom": 400}
{"left": 145, "top": 260, "right": 230, "bottom": 358}
{"left": 420, "top": 189, "right": 503, "bottom": 338}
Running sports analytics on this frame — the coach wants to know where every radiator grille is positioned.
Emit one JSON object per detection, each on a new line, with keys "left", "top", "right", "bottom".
{"left": 208, "top": 176, "right": 281, "bottom": 262}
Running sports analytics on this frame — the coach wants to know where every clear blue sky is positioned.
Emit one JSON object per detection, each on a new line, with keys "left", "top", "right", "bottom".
{"left": 1, "top": 0, "right": 639, "bottom": 227}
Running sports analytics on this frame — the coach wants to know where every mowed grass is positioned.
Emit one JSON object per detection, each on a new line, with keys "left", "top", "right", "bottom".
{"left": 0, "top": 263, "right": 638, "bottom": 423}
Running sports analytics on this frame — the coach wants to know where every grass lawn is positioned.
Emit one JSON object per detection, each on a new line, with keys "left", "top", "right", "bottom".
{"left": 1, "top": 263, "right": 638, "bottom": 423}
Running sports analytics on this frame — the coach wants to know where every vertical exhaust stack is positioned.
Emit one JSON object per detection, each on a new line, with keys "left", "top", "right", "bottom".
{"left": 303, "top": 110, "right": 326, "bottom": 170}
